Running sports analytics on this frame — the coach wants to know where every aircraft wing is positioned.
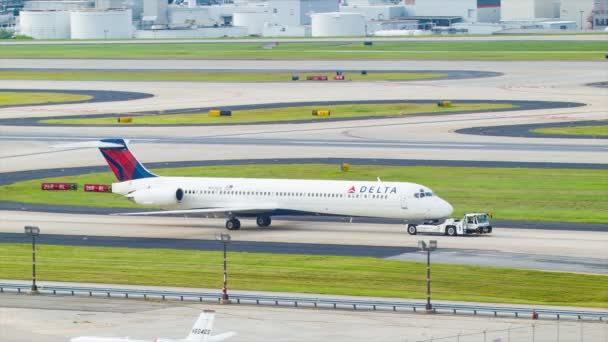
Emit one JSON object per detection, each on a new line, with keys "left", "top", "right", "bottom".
{"left": 114, "top": 206, "right": 277, "bottom": 216}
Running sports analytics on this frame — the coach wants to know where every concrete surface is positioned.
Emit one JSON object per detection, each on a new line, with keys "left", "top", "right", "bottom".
{"left": 1, "top": 291, "right": 607, "bottom": 342}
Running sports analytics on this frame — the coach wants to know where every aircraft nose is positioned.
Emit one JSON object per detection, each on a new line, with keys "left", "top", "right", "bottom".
{"left": 438, "top": 198, "right": 453, "bottom": 218}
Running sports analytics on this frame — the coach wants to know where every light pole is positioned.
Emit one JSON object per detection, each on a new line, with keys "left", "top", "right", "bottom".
{"left": 580, "top": 10, "right": 585, "bottom": 31}
{"left": 215, "top": 233, "right": 231, "bottom": 303}
{"left": 418, "top": 240, "right": 437, "bottom": 313}
{"left": 24, "top": 225, "right": 40, "bottom": 293}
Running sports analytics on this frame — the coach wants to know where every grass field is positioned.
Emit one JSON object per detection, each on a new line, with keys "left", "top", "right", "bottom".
{"left": 532, "top": 124, "right": 608, "bottom": 137}
{"left": 0, "top": 91, "right": 92, "bottom": 106}
{"left": 39, "top": 102, "right": 515, "bottom": 125}
{"left": 0, "top": 244, "right": 605, "bottom": 307}
{"left": 0, "top": 41, "right": 606, "bottom": 60}
{"left": 0, "top": 70, "right": 446, "bottom": 82}
{"left": 2, "top": 164, "right": 606, "bottom": 224}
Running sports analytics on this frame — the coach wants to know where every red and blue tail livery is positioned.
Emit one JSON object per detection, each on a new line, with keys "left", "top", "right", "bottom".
{"left": 98, "top": 138, "right": 157, "bottom": 182}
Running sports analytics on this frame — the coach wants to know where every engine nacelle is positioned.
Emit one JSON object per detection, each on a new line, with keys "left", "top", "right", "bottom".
{"left": 127, "top": 187, "right": 184, "bottom": 206}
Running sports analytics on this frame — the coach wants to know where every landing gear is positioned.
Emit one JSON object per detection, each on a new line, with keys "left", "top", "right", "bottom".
{"left": 407, "top": 224, "right": 417, "bottom": 235}
{"left": 256, "top": 215, "right": 272, "bottom": 228}
{"left": 225, "top": 218, "right": 241, "bottom": 230}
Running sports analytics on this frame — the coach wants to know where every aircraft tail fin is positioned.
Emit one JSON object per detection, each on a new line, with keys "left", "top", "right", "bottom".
{"left": 185, "top": 310, "right": 215, "bottom": 342}
{"left": 98, "top": 138, "right": 157, "bottom": 182}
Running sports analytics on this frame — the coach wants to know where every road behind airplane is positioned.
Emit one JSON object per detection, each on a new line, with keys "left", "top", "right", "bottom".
{"left": 70, "top": 310, "right": 235, "bottom": 342}
{"left": 71, "top": 138, "right": 453, "bottom": 230}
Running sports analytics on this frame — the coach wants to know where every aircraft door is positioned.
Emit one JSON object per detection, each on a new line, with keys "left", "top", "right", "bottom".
{"left": 400, "top": 194, "right": 408, "bottom": 209}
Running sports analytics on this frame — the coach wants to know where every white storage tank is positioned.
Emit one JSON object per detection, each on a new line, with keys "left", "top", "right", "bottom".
{"left": 233, "top": 12, "right": 269, "bottom": 36}
{"left": 70, "top": 9, "right": 132, "bottom": 39}
{"left": 19, "top": 10, "right": 71, "bottom": 39}
{"left": 311, "top": 12, "right": 365, "bottom": 37}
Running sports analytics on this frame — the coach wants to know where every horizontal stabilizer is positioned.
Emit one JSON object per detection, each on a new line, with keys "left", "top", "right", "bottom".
{"left": 52, "top": 140, "right": 127, "bottom": 150}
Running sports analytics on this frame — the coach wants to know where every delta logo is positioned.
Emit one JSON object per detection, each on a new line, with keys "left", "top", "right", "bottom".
{"left": 347, "top": 185, "right": 398, "bottom": 194}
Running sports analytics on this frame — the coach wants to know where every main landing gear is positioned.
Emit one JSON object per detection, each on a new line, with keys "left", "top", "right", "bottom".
{"left": 225, "top": 215, "right": 272, "bottom": 230}
{"left": 256, "top": 215, "right": 272, "bottom": 228}
{"left": 225, "top": 218, "right": 241, "bottom": 230}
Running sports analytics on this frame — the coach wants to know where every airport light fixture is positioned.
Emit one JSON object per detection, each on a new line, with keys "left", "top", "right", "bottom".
{"left": 215, "top": 233, "right": 231, "bottom": 303}
{"left": 24, "top": 225, "right": 40, "bottom": 293}
{"left": 418, "top": 240, "right": 438, "bottom": 313}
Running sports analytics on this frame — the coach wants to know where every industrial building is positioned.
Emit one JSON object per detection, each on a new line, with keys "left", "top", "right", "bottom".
{"left": 560, "top": 0, "right": 607, "bottom": 30}
{"left": 501, "top": 0, "right": 558, "bottom": 21}
{"left": 8, "top": 0, "right": 608, "bottom": 40}
{"left": 410, "top": 0, "right": 501, "bottom": 23}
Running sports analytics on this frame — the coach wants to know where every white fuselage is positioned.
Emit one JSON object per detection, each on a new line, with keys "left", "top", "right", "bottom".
{"left": 113, "top": 176, "right": 454, "bottom": 221}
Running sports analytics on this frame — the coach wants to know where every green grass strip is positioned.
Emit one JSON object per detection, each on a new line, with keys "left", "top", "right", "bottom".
{"left": 0, "top": 70, "right": 446, "bottom": 82}
{"left": 1, "top": 164, "right": 606, "bottom": 224}
{"left": 532, "top": 125, "right": 608, "bottom": 137}
{"left": 40, "top": 102, "right": 515, "bottom": 125}
{"left": 0, "top": 91, "right": 92, "bottom": 106}
{"left": 0, "top": 244, "right": 606, "bottom": 308}
{"left": 0, "top": 41, "right": 606, "bottom": 60}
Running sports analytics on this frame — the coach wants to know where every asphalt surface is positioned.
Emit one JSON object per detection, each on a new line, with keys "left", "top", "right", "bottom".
{"left": 0, "top": 99, "right": 581, "bottom": 127}
{"left": 3, "top": 133, "right": 607, "bottom": 157}
{"left": 0, "top": 89, "right": 153, "bottom": 109}
{"left": 457, "top": 120, "right": 608, "bottom": 139}
{"left": 0, "top": 232, "right": 415, "bottom": 258}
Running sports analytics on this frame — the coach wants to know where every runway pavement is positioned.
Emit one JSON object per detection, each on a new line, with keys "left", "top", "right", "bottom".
{"left": 0, "top": 60, "right": 605, "bottom": 170}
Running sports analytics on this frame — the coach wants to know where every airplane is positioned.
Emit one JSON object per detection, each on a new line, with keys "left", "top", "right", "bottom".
{"left": 70, "top": 310, "right": 235, "bottom": 342}
{"left": 94, "top": 138, "right": 453, "bottom": 230}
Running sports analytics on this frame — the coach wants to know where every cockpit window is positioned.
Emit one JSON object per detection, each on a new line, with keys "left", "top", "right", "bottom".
{"left": 414, "top": 190, "right": 433, "bottom": 198}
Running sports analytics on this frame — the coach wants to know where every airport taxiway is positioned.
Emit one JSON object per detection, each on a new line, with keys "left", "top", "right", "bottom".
{"left": 1, "top": 60, "right": 605, "bottom": 170}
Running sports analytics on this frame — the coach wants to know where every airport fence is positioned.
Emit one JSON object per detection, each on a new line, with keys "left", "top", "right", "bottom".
{"left": 1, "top": 282, "right": 607, "bottom": 324}
{"left": 414, "top": 321, "right": 608, "bottom": 342}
